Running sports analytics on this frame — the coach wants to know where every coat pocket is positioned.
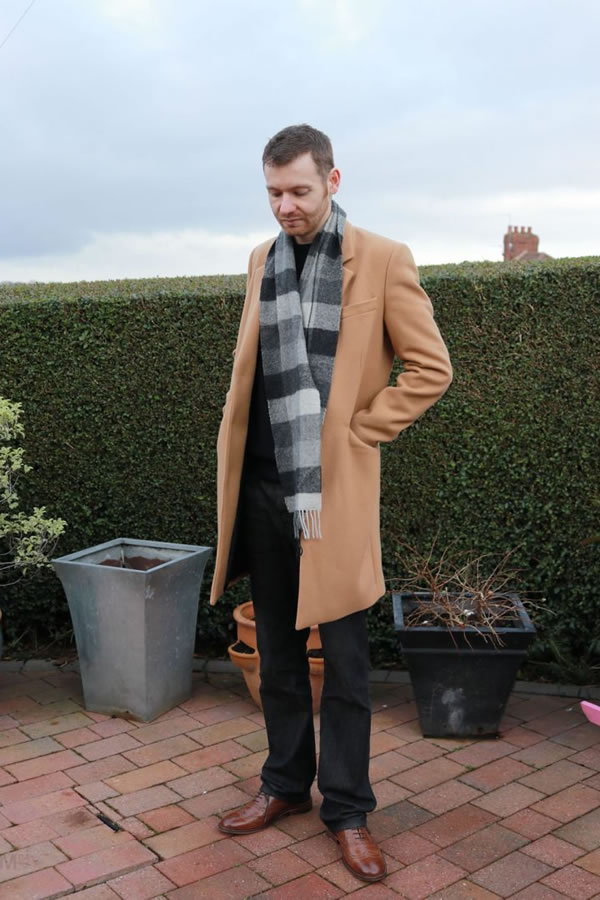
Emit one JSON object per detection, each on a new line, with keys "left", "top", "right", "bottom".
{"left": 340, "top": 296, "right": 378, "bottom": 319}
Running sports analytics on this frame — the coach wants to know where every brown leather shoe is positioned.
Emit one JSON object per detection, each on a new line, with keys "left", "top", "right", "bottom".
{"left": 217, "top": 791, "right": 312, "bottom": 835}
{"left": 332, "top": 826, "right": 387, "bottom": 882}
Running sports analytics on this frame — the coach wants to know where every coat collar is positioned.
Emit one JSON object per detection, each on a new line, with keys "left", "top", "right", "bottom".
{"left": 240, "top": 219, "right": 356, "bottom": 377}
{"left": 253, "top": 219, "right": 355, "bottom": 296}
{"left": 342, "top": 220, "right": 355, "bottom": 296}
{"left": 257, "top": 218, "right": 355, "bottom": 268}
{"left": 342, "top": 219, "right": 355, "bottom": 264}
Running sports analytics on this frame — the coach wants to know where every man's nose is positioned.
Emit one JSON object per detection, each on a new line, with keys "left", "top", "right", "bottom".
{"left": 279, "top": 194, "right": 296, "bottom": 214}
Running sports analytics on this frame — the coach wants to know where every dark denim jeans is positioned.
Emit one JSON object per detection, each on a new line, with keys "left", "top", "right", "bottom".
{"left": 241, "top": 468, "right": 376, "bottom": 830}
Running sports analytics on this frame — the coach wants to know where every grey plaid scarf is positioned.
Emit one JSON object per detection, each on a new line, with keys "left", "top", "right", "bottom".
{"left": 259, "top": 200, "right": 346, "bottom": 539}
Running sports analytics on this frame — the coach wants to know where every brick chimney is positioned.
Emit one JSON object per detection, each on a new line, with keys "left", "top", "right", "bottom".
{"left": 504, "top": 225, "right": 539, "bottom": 261}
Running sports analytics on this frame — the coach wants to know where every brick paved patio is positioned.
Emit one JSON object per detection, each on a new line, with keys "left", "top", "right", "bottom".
{"left": 0, "top": 661, "right": 599, "bottom": 898}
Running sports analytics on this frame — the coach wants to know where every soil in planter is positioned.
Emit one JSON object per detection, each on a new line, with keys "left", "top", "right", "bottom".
{"left": 100, "top": 556, "right": 163, "bottom": 571}
{"left": 403, "top": 596, "right": 522, "bottom": 630}
{"left": 231, "top": 641, "right": 255, "bottom": 654}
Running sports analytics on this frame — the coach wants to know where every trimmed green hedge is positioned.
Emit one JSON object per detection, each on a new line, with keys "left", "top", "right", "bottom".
{"left": 1, "top": 257, "right": 599, "bottom": 681}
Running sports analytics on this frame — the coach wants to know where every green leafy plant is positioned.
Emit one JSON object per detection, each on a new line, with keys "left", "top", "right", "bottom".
{"left": 581, "top": 498, "right": 600, "bottom": 547}
{"left": 1, "top": 257, "right": 599, "bottom": 678}
{"left": 1, "top": 397, "right": 66, "bottom": 584}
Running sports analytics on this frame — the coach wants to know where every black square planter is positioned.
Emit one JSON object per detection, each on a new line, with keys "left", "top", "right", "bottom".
{"left": 392, "top": 592, "right": 536, "bottom": 738}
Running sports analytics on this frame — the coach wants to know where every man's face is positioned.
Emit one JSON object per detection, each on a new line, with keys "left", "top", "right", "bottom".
{"left": 264, "top": 152, "right": 340, "bottom": 244}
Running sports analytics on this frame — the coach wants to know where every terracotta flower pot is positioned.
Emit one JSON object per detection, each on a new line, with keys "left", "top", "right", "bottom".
{"left": 228, "top": 602, "right": 323, "bottom": 713}
{"left": 227, "top": 641, "right": 261, "bottom": 708}
{"left": 232, "top": 601, "right": 321, "bottom": 650}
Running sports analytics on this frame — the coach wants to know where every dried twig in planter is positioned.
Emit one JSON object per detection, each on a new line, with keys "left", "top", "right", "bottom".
{"left": 388, "top": 541, "right": 545, "bottom": 648}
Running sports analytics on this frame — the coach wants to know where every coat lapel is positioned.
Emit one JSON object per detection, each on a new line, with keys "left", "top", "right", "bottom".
{"left": 342, "top": 221, "right": 356, "bottom": 301}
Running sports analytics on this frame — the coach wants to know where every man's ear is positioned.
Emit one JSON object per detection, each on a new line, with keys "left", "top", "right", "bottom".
{"left": 328, "top": 167, "right": 341, "bottom": 196}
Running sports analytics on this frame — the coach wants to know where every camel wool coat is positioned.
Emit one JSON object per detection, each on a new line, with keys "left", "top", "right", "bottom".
{"left": 209, "top": 221, "right": 453, "bottom": 630}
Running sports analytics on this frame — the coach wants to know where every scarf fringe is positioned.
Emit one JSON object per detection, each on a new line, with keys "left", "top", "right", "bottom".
{"left": 293, "top": 509, "right": 322, "bottom": 540}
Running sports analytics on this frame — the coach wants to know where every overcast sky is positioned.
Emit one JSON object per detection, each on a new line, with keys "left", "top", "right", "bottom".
{"left": 1, "top": 0, "right": 598, "bottom": 282}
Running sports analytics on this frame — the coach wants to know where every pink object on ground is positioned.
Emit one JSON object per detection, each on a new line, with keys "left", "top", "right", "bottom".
{"left": 580, "top": 700, "right": 600, "bottom": 726}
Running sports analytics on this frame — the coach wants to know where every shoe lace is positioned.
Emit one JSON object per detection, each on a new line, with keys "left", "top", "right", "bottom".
{"left": 244, "top": 791, "right": 269, "bottom": 811}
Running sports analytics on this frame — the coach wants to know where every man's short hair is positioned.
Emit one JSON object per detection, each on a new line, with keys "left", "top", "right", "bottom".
{"left": 262, "top": 124, "right": 334, "bottom": 180}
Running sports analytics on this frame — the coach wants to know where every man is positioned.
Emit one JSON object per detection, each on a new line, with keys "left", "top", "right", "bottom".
{"left": 209, "top": 124, "right": 452, "bottom": 883}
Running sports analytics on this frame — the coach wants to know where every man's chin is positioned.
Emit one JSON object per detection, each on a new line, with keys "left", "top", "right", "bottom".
{"left": 278, "top": 220, "right": 314, "bottom": 243}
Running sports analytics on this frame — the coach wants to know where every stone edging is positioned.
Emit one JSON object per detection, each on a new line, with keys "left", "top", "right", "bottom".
{"left": 197, "top": 658, "right": 600, "bottom": 701}
{"left": 1, "top": 657, "right": 599, "bottom": 701}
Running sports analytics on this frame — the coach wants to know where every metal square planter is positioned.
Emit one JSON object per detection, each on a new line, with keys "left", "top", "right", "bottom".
{"left": 53, "top": 538, "right": 212, "bottom": 722}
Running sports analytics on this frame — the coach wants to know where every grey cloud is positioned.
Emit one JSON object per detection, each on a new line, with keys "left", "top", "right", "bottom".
{"left": 0, "top": 0, "right": 598, "bottom": 270}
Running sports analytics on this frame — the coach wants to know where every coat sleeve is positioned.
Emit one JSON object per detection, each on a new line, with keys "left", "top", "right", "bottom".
{"left": 350, "top": 243, "right": 452, "bottom": 445}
